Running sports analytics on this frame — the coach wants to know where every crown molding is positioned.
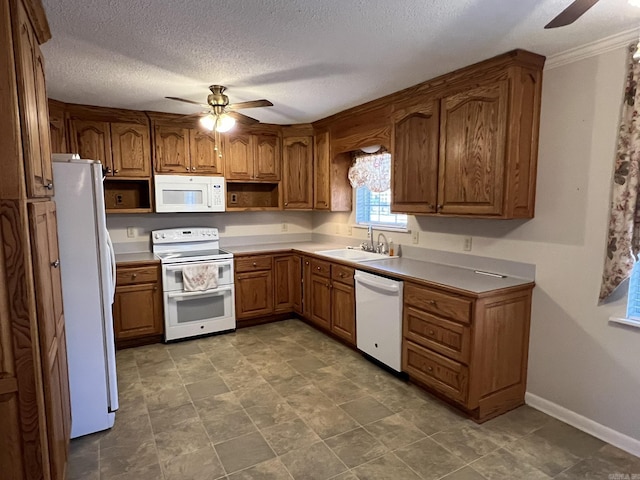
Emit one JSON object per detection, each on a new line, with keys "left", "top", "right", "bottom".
{"left": 545, "top": 28, "right": 637, "bottom": 70}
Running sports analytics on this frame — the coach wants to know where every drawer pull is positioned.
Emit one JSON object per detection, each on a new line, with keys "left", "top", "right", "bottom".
{"left": 252, "top": 262, "right": 257, "bottom": 267}
{"left": 305, "top": 261, "right": 309, "bottom": 265}
{"left": 427, "top": 366, "right": 433, "bottom": 372}
{"left": 45, "top": 183, "right": 54, "bottom": 190}
{"left": 51, "top": 259, "right": 60, "bottom": 268}
{"left": 339, "top": 273, "right": 345, "bottom": 277}
{"left": 317, "top": 266, "right": 321, "bottom": 270}
{"left": 428, "top": 330, "right": 435, "bottom": 336}
{"left": 428, "top": 300, "right": 437, "bottom": 305}
{"left": 132, "top": 273, "right": 138, "bottom": 278}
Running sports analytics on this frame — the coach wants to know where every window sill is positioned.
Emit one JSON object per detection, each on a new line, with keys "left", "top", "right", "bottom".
{"left": 608, "top": 316, "right": 640, "bottom": 329}
{"left": 352, "top": 224, "right": 410, "bottom": 234}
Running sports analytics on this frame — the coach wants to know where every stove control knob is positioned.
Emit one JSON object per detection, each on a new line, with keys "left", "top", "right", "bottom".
{"left": 154, "top": 233, "right": 159, "bottom": 239}
{"left": 161, "top": 233, "right": 166, "bottom": 239}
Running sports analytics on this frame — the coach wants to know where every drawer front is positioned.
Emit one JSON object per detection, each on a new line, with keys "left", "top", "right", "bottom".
{"left": 310, "top": 258, "right": 331, "bottom": 278}
{"left": 404, "top": 283, "right": 472, "bottom": 324}
{"left": 331, "top": 264, "right": 354, "bottom": 286}
{"left": 235, "top": 255, "right": 273, "bottom": 273}
{"left": 404, "top": 307, "right": 470, "bottom": 363}
{"left": 403, "top": 340, "right": 469, "bottom": 404}
{"left": 116, "top": 265, "right": 158, "bottom": 286}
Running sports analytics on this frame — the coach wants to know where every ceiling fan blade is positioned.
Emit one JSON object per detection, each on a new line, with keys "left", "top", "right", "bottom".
{"left": 227, "top": 110, "right": 260, "bottom": 125}
{"left": 165, "top": 96, "right": 210, "bottom": 108}
{"left": 544, "top": 0, "right": 599, "bottom": 28}
{"left": 227, "top": 99, "right": 273, "bottom": 111}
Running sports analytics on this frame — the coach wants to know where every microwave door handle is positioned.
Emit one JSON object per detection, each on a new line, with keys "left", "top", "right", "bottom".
{"left": 207, "top": 184, "right": 213, "bottom": 208}
{"left": 168, "top": 285, "right": 233, "bottom": 299}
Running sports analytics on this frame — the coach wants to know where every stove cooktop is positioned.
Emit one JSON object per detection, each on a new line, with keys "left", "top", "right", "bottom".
{"left": 155, "top": 248, "right": 234, "bottom": 264}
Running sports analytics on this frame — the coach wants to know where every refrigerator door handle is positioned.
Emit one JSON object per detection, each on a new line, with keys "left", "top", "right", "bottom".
{"left": 106, "top": 231, "right": 116, "bottom": 304}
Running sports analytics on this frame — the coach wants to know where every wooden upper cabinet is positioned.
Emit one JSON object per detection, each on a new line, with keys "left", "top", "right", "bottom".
{"left": 313, "top": 130, "right": 330, "bottom": 210}
{"left": 283, "top": 136, "right": 313, "bottom": 209}
{"left": 154, "top": 125, "right": 190, "bottom": 173}
{"left": 254, "top": 133, "right": 281, "bottom": 180}
{"left": 48, "top": 100, "right": 68, "bottom": 154}
{"left": 14, "top": 1, "right": 53, "bottom": 198}
{"left": 190, "top": 130, "right": 223, "bottom": 175}
{"left": 110, "top": 122, "right": 151, "bottom": 177}
{"left": 391, "top": 98, "right": 439, "bottom": 214}
{"left": 70, "top": 119, "right": 111, "bottom": 166}
{"left": 439, "top": 80, "right": 508, "bottom": 216}
{"left": 28, "top": 202, "right": 71, "bottom": 480}
{"left": 224, "top": 132, "right": 253, "bottom": 179}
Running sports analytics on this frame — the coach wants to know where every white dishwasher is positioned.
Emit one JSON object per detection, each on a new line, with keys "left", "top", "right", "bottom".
{"left": 354, "top": 270, "right": 404, "bottom": 372}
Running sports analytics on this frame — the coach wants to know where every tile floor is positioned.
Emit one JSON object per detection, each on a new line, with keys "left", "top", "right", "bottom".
{"left": 67, "top": 319, "right": 640, "bottom": 480}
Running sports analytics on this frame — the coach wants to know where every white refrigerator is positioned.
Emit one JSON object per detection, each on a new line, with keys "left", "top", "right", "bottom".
{"left": 52, "top": 154, "right": 118, "bottom": 438}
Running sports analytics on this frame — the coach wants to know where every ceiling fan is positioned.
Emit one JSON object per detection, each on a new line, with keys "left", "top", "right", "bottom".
{"left": 166, "top": 85, "right": 273, "bottom": 133}
{"left": 544, "top": 0, "right": 600, "bottom": 28}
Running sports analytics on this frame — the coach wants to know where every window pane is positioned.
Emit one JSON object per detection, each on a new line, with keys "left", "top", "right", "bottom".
{"left": 627, "top": 261, "right": 640, "bottom": 318}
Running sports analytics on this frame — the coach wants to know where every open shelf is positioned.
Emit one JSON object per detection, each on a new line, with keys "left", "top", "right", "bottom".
{"left": 104, "top": 178, "right": 152, "bottom": 213}
{"left": 226, "top": 182, "right": 280, "bottom": 211}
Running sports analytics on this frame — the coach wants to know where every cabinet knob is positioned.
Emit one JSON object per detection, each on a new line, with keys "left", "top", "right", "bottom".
{"left": 284, "top": 202, "right": 288, "bottom": 206}
{"left": 326, "top": 283, "right": 331, "bottom": 288}
{"left": 186, "top": 167, "right": 190, "bottom": 171}
{"left": 252, "top": 262, "right": 257, "bottom": 267}
{"left": 436, "top": 204, "right": 443, "bottom": 210}
{"left": 192, "top": 167, "right": 196, "bottom": 171}
{"left": 45, "top": 183, "right": 54, "bottom": 190}
{"left": 51, "top": 259, "right": 60, "bottom": 268}
{"left": 153, "top": 286, "right": 158, "bottom": 291}
{"left": 317, "top": 266, "right": 321, "bottom": 270}
{"left": 339, "top": 273, "right": 345, "bottom": 277}
{"left": 428, "top": 330, "right": 435, "bottom": 336}
{"left": 132, "top": 273, "right": 138, "bottom": 279}
{"left": 427, "top": 366, "right": 433, "bottom": 372}
{"left": 427, "top": 300, "right": 436, "bottom": 305}
{"left": 114, "top": 169, "right": 120, "bottom": 174}
{"left": 305, "top": 261, "right": 309, "bottom": 265}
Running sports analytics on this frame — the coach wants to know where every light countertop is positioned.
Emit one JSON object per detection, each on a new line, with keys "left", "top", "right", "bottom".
{"left": 115, "top": 252, "right": 159, "bottom": 264}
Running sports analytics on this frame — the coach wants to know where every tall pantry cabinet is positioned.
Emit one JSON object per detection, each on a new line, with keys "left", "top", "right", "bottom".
{"left": 0, "top": 1, "right": 72, "bottom": 479}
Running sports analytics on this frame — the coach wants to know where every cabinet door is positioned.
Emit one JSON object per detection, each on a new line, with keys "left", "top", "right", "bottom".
{"left": 392, "top": 99, "right": 439, "bottom": 213}
{"left": 28, "top": 202, "right": 70, "bottom": 480}
{"left": 224, "top": 132, "right": 253, "bottom": 179}
{"left": 190, "top": 129, "right": 223, "bottom": 174}
{"left": 274, "top": 255, "right": 293, "bottom": 313}
{"left": 254, "top": 133, "right": 281, "bottom": 180}
{"left": 110, "top": 122, "right": 151, "bottom": 177}
{"left": 14, "top": 2, "right": 51, "bottom": 197}
{"left": 70, "top": 119, "right": 112, "bottom": 168}
{"left": 283, "top": 136, "right": 313, "bottom": 209}
{"left": 235, "top": 270, "right": 274, "bottom": 319}
{"left": 331, "top": 281, "right": 355, "bottom": 345}
{"left": 48, "top": 101, "right": 68, "bottom": 154}
{"left": 439, "top": 81, "right": 508, "bottom": 216}
{"left": 313, "top": 131, "right": 331, "bottom": 210}
{"left": 113, "top": 283, "right": 162, "bottom": 340}
{"left": 154, "top": 125, "right": 190, "bottom": 173}
{"left": 291, "top": 254, "right": 302, "bottom": 314}
{"left": 309, "top": 273, "right": 331, "bottom": 330}
{"left": 302, "top": 257, "right": 312, "bottom": 318}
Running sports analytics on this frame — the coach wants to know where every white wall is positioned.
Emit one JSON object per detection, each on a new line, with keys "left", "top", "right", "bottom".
{"left": 315, "top": 46, "right": 640, "bottom": 444}
{"left": 107, "top": 211, "right": 313, "bottom": 248}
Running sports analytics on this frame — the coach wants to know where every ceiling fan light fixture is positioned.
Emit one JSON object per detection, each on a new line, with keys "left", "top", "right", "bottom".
{"left": 215, "top": 113, "right": 236, "bottom": 133}
{"left": 200, "top": 114, "right": 215, "bottom": 131}
{"left": 360, "top": 145, "right": 381, "bottom": 154}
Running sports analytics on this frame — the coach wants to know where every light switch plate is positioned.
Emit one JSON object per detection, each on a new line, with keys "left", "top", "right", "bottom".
{"left": 412, "top": 230, "right": 419, "bottom": 244}
{"left": 126, "top": 226, "right": 135, "bottom": 238}
{"left": 281, "top": 223, "right": 288, "bottom": 232}
{"left": 463, "top": 236, "right": 472, "bottom": 251}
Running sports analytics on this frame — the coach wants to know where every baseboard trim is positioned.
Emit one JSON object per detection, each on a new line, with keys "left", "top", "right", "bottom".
{"left": 525, "top": 392, "right": 640, "bottom": 457}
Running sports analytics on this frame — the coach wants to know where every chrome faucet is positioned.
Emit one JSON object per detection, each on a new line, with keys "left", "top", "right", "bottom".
{"left": 376, "top": 232, "right": 388, "bottom": 255}
{"left": 360, "top": 225, "right": 376, "bottom": 252}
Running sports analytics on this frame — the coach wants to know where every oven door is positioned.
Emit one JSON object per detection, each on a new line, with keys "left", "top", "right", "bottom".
{"left": 163, "top": 260, "right": 234, "bottom": 292}
{"left": 164, "top": 286, "right": 236, "bottom": 341}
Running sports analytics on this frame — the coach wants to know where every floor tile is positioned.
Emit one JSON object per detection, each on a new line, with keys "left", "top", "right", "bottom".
{"left": 149, "top": 402, "right": 199, "bottom": 434}
{"left": 325, "top": 427, "right": 389, "bottom": 468}
{"left": 339, "top": 395, "right": 394, "bottom": 425}
{"left": 162, "top": 445, "right": 226, "bottom": 480}
{"left": 215, "top": 431, "right": 276, "bottom": 474}
{"left": 432, "top": 424, "right": 502, "bottom": 463}
{"left": 399, "top": 403, "right": 470, "bottom": 435}
{"left": 201, "top": 409, "right": 258, "bottom": 444}
{"left": 261, "top": 418, "right": 321, "bottom": 455}
{"left": 99, "top": 440, "right": 159, "bottom": 478}
{"left": 532, "top": 418, "right": 606, "bottom": 459}
{"left": 439, "top": 466, "right": 488, "bottom": 480}
{"left": 470, "top": 448, "right": 551, "bottom": 480}
{"left": 269, "top": 373, "right": 313, "bottom": 397}
{"left": 186, "top": 375, "right": 231, "bottom": 400}
{"left": 143, "top": 383, "right": 191, "bottom": 411}
{"left": 105, "top": 462, "right": 164, "bottom": 480}
{"left": 395, "top": 437, "right": 466, "bottom": 480}
{"left": 286, "top": 354, "right": 327, "bottom": 373}
{"left": 299, "top": 405, "right": 360, "bottom": 439}
{"left": 235, "top": 381, "right": 281, "bottom": 408}
{"left": 280, "top": 441, "right": 347, "bottom": 480}
{"left": 555, "top": 444, "right": 640, "bottom": 479}
{"left": 245, "top": 399, "right": 299, "bottom": 429}
{"left": 194, "top": 391, "right": 243, "bottom": 418}
{"left": 503, "top": 431, "right": 581, "bottom": 476}
{"left": 154, "top": 417, "right": 212, "bottom": 462}
{"left": 227, "top": 457, "right": 293, "bottom": 480}
{"left": 351, "top": 452, "right": 421, "bottom": 480}
{"left": 99, "top": 413, "right": 153, "bottom": 449}
{"left": 479, "top": 405, "right": 553, "bottom": 443}
{"left": 364, "top": 413, "right": 426, "bottom": 449}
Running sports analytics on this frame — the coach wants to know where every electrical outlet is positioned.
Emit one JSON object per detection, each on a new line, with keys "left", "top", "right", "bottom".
{"left": 281, "top": 222, "right": 288, "bottom": 232}
{"left": 347, "top": 226, "right": 352, "bottom": 236}
{"left": 230, "top": 193, "right": 238, "bottom": 204}
{"left": 115, "top": 194, "right": 124, "bottom": 205}
{"left": 463, "top": 236, "right": 472, "bottom": 251}
{"left": 412, "top": 230, "right": 419, "bottom": 244}
{"left": 126, "top": 226, "right": 135, "bottom": 238}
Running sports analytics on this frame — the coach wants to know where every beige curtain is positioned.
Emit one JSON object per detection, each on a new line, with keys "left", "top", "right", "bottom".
{"left": 599, "top": 45, "right": 640, "bottom": 302}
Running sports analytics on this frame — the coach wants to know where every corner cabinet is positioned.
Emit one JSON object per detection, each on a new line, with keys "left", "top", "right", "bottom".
{"left": 392, "top": 51, "right": 544, "bottom": 218}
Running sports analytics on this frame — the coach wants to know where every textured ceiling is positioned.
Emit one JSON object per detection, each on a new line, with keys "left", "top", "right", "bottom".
{"left": 41, "top": 0, "right": 640, "bottom": 124}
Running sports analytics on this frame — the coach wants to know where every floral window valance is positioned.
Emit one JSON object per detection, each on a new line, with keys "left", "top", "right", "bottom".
{"left": 348, "top": 151, "right": 391, "bottom": 193}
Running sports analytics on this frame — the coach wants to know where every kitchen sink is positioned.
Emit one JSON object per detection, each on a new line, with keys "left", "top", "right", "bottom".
{"left": 315, "top": 248, "right": 397, "bottom": 262}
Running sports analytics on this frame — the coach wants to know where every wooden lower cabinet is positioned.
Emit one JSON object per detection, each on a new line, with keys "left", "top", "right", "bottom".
{"left": 402, "top": 281, "right": 533, "bottom": 422}
{"left": 113, "top": 262, "right": 163, "bottom": 348}
{"left": 235, "top": 255, "right": 274, "bottom": 322}
{"left": 330, "top": 279, "right": 355, "bottom": 343}
{"left": 309, "top": 273, "right": 331, "bottom": 329}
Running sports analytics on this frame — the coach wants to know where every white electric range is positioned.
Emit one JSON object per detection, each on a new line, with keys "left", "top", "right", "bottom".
{"left": 152, "top": 227, "right": 235, "bottom": 341}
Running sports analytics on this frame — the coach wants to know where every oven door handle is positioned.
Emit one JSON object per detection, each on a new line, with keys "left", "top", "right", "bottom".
{"left": 167, "top": 285, "right": 233, "bottom": 299}
{"left": 165, "top": 261, "right": 233, "bottom": 272}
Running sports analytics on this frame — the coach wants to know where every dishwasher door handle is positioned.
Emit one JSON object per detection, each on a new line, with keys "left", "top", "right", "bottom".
{"left": 355, "top": 274, "right": 400, "bottom": 294}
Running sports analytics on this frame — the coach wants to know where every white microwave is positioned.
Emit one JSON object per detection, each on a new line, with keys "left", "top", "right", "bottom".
{"left": 155, "top": 175, "right": 225, "bottom": 213}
